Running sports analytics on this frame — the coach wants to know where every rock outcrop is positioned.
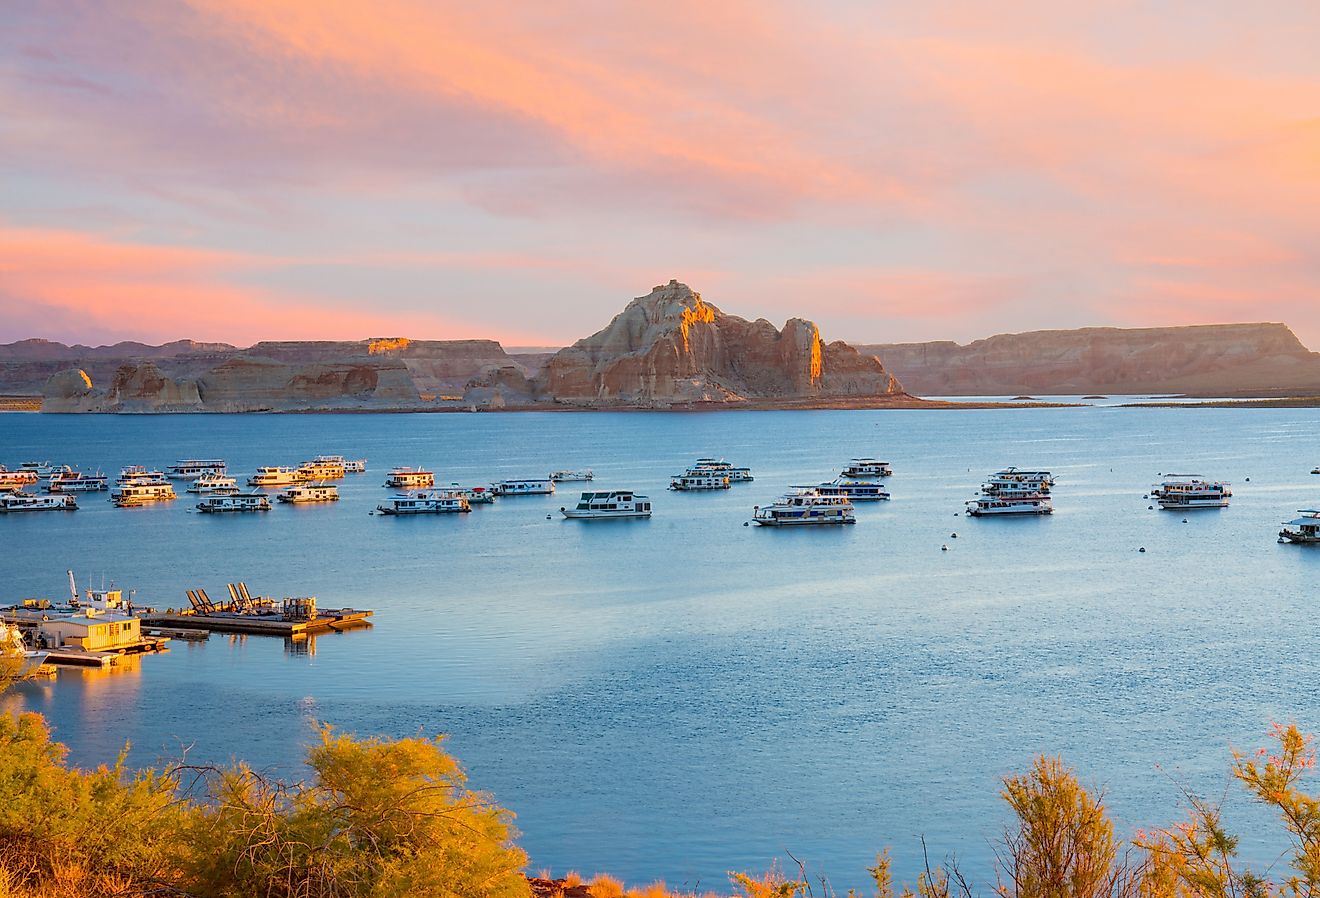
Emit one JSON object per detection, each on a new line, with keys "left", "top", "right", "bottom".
{"left": 42, "top": 362, "right": 203, "bottom": 412}
{"left": 537, "top": 280, "right": 904, "bottom": 405}
{"left": 860, "top": 323, "right": 1320, "bottom": 397}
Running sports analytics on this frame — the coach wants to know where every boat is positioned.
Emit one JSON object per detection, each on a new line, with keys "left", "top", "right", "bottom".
{"left": 2, "top": 621, "right": 49, "bottom": 676}
{"left": 691, "top": 458, "right": 754, "bottom": 482}
{"left": 561, "top": 490, "right": 652, "bottom": 519}
{"left": 806, "top": 477, "right": 891, "bottom": 501}
{"left": 111, "top": 482, "right": 177, "bottom": 507}
{"left": 376, "top": 490, "right": 471, "bottom": 515}
{"left": 343, "top": 459, "right": 367, "bottom": 473}
{"left": 248, "top": 466, "right": 308, "bottom": 487}
{"left": 492, "top": 479, "right": 555, "bottom": 496}
{"left": 0, "top": 470, "right": 39, "bottom": 491}
{"left": 1313, "top": 467, "right": 1320, "bottom": 475}
{"left": 549, "top": 469, "right": 595, "bottom": 482}
{"left": 167, "top": 458, "right": 227, "bottom": 480}
{"left": 0, "top": 493, "right": 77, "bottom": 512}
{"left": 299, "top": 457, "right": 346, "bottom": 480}
{"left": 197, "top": 492, "right": 272, "bottom": 513}
{"left": 18, "top": 461, "right": 58, "bottom": 479}
{"left": 1150, "top": 476, "right": 1231, "bottom": 510}
{"left": 384, "top": 467, "right": 435, "bottom": 489}
{"left": 187, "top": 473, "right": 239, "bottom": 494}
{"left": 46, "top": 470, "right": 108, "bottom": 493}
{"left": 840, "top": 458, "right": 893, "bottom": 478}
{"left": 669, "top": 472, "right": 730, "bottom": 491}
{"left": 966, "top": 494, "right": 1053, "bottom": 516}
{"left": 984, "top": 468, "right": 1054, "bottom": 493}
{"left": 752, "top": 489, "right": 856, "bottom": 526}
{"left": 277, "top": 484, "right": 339, "bottom": 504}
{"left": 451, "top": 485, "right": 496, "bottom": 504}
{"left": 1280, "top": 510, "right": 1320, "bottom": 544}
{"left": 118, "top": 466, "right": 170, "bottom": 486}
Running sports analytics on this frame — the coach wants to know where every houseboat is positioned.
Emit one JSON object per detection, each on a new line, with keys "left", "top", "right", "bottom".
{"left": 561, "top": 490, "right": 652, "bottom": 519}
{"left": 111, "top": 482, "right": 177, "bottom": 507}
{"left": 118, "top": 466, "right": 170, "bottom": 486}
{"left": 299, "top": 457, "right": 346, "bottom": 480}
{"left": 0, "top": 470, "right": 39, "bottom": 490}
{"left": 493, "top": 479, "right": 555, "bottom": 496}
{"left": 984, "top": 468, "right": 1054, "bottom": 493}
{"left": 841, "top": 458, "right": 893, "bottom": 478}
{"left": 691, "top": 458, "right": 754, "bottom": 482}
{"left": 669, "top": 472, "right": 731, "bottom": 491}
{"left": 248, "top": 466, "right": 308, "bottom": 487}
{"left": 752, "top": 489, "right": 856, "bottom": 526}
{"left": 167, "top": 458, "right": 227, "bottom": 480}
{"left": 1151, "top": 476, "right": 1231, "bottom": 510}
{"left": 453, "top": 485, "right": 496, "bottom": 504}
{"left": 808, "top": 478, "right": 891, "bottom": 501}
{"left": 1280, "top": 510, "right": 1320, "bottom": 544}
{"left": 18, "top": 461, "right": 58, "bottom": 479}
{"left": 187, "top": 473, "right": 239, "bottom": 494}
{"left": 376, "top": 490, "right": 471, "bottom": 515}
{"left": 277, "top": 484, "right": 339, "bottom": 504}
{"left": 384, "top": 467, "right": 435, "bottom": 489}
{"left": 197, "top": 492, "right": 272, "bottom": 513}
{"left": 966, "top": 494, "right": 1053, "bottom": 516}
{"left": 46, "top": 470, "right": 108, "bottom": 493}
{"left": 549, "top": 469, "right": 595, "bottom": 482}
{"left": 343, "top": 459, "right": 367, "bottom": 473}
{"left": 0, "top": 493, "right": 78, "bottom": 512}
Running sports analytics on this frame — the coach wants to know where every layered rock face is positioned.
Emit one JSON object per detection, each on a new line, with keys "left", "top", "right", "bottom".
{"left": 860, "top": 323, "right": 1320, "bottom": 397}
{"left": 538, "top": 280, "right": 904, "bottom": 404}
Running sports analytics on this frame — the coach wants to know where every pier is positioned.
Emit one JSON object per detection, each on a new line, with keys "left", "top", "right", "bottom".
{"left": 140, "top": 583, "right": 373, "bottom": 637}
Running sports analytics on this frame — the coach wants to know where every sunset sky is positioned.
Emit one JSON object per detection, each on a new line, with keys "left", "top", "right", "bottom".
{"left": 4, "top": 1, "right": 1320, "bottom": 348}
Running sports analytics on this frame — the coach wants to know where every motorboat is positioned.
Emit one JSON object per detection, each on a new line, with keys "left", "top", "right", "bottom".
{"left": 752, "top": 489, "right": 856, "bottom": 526}
{"left": 561, "top": 490, "right": 652, "bottom": 519}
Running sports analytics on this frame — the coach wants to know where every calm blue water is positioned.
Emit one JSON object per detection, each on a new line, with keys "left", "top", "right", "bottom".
{"left": 3, "top": 408, "right": 1319, "bottom": 891}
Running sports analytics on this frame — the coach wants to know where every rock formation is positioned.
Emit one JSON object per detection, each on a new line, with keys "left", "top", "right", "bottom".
{"left": 860, "top": 322, "right": 1320, "bottom": 397}
{"left": 538, "top": 280, "right": 904, "bottom": 405}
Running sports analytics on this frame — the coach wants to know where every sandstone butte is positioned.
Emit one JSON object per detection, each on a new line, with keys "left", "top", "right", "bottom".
{"left": 30, "top": 281, "right": 914, "bottom": 412}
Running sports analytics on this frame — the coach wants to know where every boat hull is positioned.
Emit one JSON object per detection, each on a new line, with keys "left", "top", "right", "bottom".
{"left": 561, "top": 509, "right": 650, "bottom": 519}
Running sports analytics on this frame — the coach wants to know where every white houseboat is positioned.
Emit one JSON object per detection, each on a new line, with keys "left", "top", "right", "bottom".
{"left": 1280, "top": 510, "right": 1320, "bottom": 544}
{"left": 111, "top": 483, "right": 177, "bottom": 507}
{"left": 493, "top": 479, "right": 555, "bottom": 496}
{"left": 841, "top": 458, "right": 893, "bottom": 478}
{"left": 752, "top": 489, "right": 856, "bottom": 526}
{"left": 197, "top": 492, "right": 272, "bottom": 513}
{"left": 1151, "top": 476, "right": 1231, "bottom": 510}
{"left": 984, "top": 468, "right": 1054, "bottom": 493}
{"left": 118, "top": 466, "right": 170, "bottom": 486}
{"left": 453, "top": 485, "right": 496, "bottom": 504}
{"left": 248, "top": 466, "right": 308, "bottom": 487}
{"left": 278, "top": 484, "right": 339, "bottom": 504}
{"left": 385, "top": 467, "right": 435, "bottom": 489}
{"left": 561, "top": 490, "right": 652, "bottom": 519}
{"left": 808, "top": 478, "right": 891, "bottom": 501}
{"left": 18, "top": 461, "right": 58, "bottom": 479}
{"left": 691, "top": 458, "right": 754, "bottom": 482}
{"left": 167, "top": 458, "right": 227, "bottom": 480}
{"left": 47, "top": 470, "right": 108, "bottom": 492}
{"left": 343, "top": 458, "right": 367, "bottom": 473}
{"left": 187, "top": 473, "right": 239, "bottom": 494}
{"left": 376, "top": 490, "right": 471, "bottom": 515}
{"left": 0, "top": 493, "right": 78, "bottom": 512}
{"left": 966, "top": 494, "right": 1053, "bottom": 516}
{"left": 549, "top": 469, "right": 595, "bottom": 482}
{"left": 669, "top": 472, "right": 730, "bottom": 491}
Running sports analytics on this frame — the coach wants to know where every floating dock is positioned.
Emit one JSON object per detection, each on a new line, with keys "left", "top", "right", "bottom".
{"left": 140, "top": 583, "right": 373, "bottom": 637}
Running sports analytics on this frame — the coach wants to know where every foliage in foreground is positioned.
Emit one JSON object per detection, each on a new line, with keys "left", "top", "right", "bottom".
{"left": 4, "top": 711, "right": 1320, "bottom": 898}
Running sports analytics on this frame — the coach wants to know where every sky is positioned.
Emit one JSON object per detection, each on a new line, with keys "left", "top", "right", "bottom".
{"left": 3, "top": 1, "right": 1320, "bottom": 349}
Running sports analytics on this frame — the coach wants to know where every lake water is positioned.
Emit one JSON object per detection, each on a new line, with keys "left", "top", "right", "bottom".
{"left": 3, "top": 407, "right": 1319, "bottom": 892}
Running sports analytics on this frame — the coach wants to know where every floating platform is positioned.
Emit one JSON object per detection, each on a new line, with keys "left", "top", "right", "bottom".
{"left": 140, "top": 608, "right": 373, "bottom": 637}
